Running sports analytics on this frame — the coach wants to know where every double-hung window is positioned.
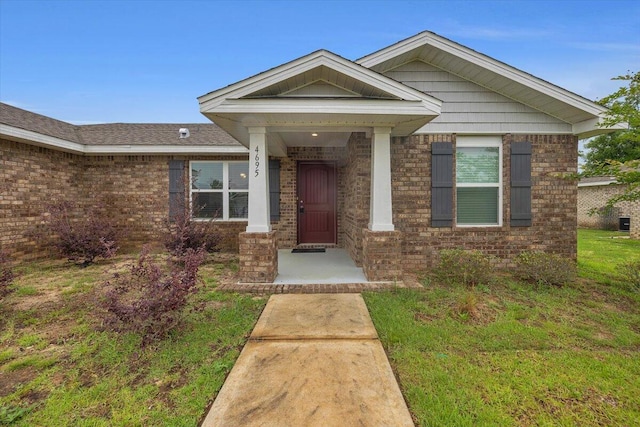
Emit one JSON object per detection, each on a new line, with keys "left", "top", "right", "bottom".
{"left": 456, "top": 136, "right": 502, "bottom": 226}
{"left": 190, "top": 161, "right": 249, "bottom": 220}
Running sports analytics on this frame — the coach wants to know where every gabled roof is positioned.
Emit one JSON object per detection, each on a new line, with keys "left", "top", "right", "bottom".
{"left": 357, "top": 31, "right": 620, "bottom": 138}
{"left": 0, "top": 102, "right": 244, "bottom": 154}
{"left": 198, "top": 49, "right": 442, "bottom": 149}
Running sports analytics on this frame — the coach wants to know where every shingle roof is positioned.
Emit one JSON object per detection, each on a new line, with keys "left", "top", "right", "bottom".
{"left": 0, "top": 102, "right": 241, "bottom": 147}
{"left": 0, "top": 102, "right": 81, "bottom": 142}
{"left": 77, "top": 123, "right": 241, "bottom": 146}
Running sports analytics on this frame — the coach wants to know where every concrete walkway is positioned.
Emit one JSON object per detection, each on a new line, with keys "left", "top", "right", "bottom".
{"left": 201, "top": 294, "right": 414, "bottom": 426}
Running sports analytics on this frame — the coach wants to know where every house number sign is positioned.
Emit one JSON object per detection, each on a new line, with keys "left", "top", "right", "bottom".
{"left": 254, "top": 145, "right": 260, "bottom": 177}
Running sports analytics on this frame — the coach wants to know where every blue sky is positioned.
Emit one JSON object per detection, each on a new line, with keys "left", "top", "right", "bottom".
{"left": 1, "top": 0, "right": 639, "bottom": 128}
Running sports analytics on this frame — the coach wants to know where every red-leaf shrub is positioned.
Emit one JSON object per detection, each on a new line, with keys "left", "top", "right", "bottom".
{"left": 44, "top": 201, "right": 118, "bottom": 266}
{"left": 101, "top": 246, "right": 206, "bottom": 345}
{"left": 163, "top": 203, "right": 221, "bottom": 257}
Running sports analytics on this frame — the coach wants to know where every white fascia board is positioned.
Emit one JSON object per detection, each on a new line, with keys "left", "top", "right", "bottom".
{"left": 578, "top": 180, "right": 618, "bottom": 187}
{"left": 215, "top": 98, "right": 439, "bottom": 116}
{"left": 357, "top": 31, "right": 607, "bottom": 118}
{"left": 199, "top": 50, "right": 442, "bottom": 112}
{"left": 573, "top": 117, "right": 628, "bottom": 139}
{"left": 1, "top": 124, "right": 248, "bottom": 155}
{"left": 0, "top": 124, "right": 85, "bottom": 153}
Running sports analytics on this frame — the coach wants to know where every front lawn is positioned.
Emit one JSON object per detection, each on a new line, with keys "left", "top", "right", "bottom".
{"left": 0, "top": 254, "right": 266, "bottom": 426}
{"left": 365, "top": 230, "right": 640, "bottom": 426}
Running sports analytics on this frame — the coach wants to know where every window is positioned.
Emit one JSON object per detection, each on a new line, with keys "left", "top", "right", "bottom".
{"left": 190, "top": 161, "right": 249, "bottom": 220}
{"left": 456, "top": 136, "right": 502, "bottom": 226}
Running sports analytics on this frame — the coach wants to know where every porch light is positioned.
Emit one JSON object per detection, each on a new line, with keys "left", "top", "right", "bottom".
{"left": 311, "top": 133, "right": 318, "bottom": 137}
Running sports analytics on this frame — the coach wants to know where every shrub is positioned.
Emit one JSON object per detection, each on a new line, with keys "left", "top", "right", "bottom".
{"left": 0, "top": 250, "right": 15, "bottom": 300}
{"left": 514, "top": 251, "right": 577, "bottom": 286}
{"left": 101, "top": 246, "right": 206, "bottom": 345}
{"left": 44, "top": 201, "right": 118, "bottom": 266}
{"left": 163, "top": 204, "right": 221, "bottom": 258}
{"left": 619, "top": 259, "right": 640, "bottom": 291}
{"left": 432, "top": 249, "right": 495, "bottom": 287}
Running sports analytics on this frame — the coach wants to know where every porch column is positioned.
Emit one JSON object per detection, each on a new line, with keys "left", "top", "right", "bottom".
{"left": 246, "top": 127, "right": 271, "bottom": 233}
{"left": 369, "top": 127, "right": 394, "bottom": 231}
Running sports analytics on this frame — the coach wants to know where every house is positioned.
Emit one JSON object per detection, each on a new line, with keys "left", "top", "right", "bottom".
{"left": 578, "top": 176, "right": 638, "bottom": 232}
{"left": 1, "top": 31, "right": 619, "bottom": 282}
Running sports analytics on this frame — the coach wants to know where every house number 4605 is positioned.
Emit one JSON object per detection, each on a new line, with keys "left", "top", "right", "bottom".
{"left": 254, "top": 145, "right": 260, "bottom": 177}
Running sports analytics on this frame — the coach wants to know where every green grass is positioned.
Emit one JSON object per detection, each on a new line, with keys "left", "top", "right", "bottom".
{"left": 0, "top": 254, "right": 266, "bottom": 426}
{"left": 578, "top": 228, "right": 640, "bottom": 286}
{"left": 365, "top": 229, "right": 640, "bottom": 426}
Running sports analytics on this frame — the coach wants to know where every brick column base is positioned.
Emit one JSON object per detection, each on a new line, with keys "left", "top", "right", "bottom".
{"left": 362, "top": 229, "right": 402, "bottom": 282}
{"left": 238, "top": 231, "right": 278, "bottom": 283}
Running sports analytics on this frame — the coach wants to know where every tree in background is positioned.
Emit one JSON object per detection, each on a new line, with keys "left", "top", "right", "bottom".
{"left": 582, "top": 71, "right": 640, "bottom": 208}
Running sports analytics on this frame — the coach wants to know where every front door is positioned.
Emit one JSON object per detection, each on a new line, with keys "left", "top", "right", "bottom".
{"left": 297, "top": 162, "right": 337, "bottom": 244}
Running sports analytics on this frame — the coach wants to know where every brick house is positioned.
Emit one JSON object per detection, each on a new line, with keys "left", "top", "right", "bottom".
{"left": 1, "top": 31, "right": 618, "bottom": 282}
{"left": 578, "top": 177, "right": 639, "bottom": 232}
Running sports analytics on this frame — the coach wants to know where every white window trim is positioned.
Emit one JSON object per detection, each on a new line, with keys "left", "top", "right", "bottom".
{"left": 189, "top": 160, "right": 249, "bottom": 221}
{"left": 456, "top": 136, "right": 503, "bottom": 227}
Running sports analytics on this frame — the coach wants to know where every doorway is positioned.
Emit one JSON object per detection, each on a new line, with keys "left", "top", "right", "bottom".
{"left": 297, "top": 162, "right": 337, "bottom": 244}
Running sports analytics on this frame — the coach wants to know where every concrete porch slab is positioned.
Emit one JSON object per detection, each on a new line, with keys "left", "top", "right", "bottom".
{"left": 250, "top": 294, "right": 378, "bottom": 340}
{"left": 200, "top": 340, "right": 414, "bottom": 427}
{"left": 274, "top": 248, "right": 368, "bottom": 284}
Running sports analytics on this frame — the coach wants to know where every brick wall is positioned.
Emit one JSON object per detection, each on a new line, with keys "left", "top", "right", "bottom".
{"left": 391, "top": 134, "right": 579, "bottom": 270}
{"left": 1, "top": 139, "right": 83, "bottom": 259}
{"left": 577, "top": 184, "right": 638, "bottom": 229}
{"left": 1, "top": 139, "right": 252, "bottom": 260}
{"left": 343, "top": 133, "right": 371, "bottom": 266}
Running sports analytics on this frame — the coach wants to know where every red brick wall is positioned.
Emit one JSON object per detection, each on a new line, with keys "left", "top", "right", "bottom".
{"left": 1, "top": 140, "right": 251, "bottom": 260}
{"left": 3, "top": 133, "right": 579, "bottom": 268}
{"left": 343, "top": 133, "right": 371, "bottom": 266}
{"left": 1, "top": 139, "right": 83, "bottom": 259}
{"left": 391, "top": 134, "right": 578, "bottom": 270}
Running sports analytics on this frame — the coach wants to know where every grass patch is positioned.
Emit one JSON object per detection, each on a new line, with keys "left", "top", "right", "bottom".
{"left": 0, "top": 253, "right": 265, "bottom": 426}
{"left": 365, "top": 229, "right": 640, "bottom": 426}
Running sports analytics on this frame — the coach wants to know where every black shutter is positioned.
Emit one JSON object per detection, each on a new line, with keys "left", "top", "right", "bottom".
{"left": 431, "top": 142, "right": 454, "bottom": 227}
{"left": 169, "top": 160, "right": 185, "bottom": 220}
{"left": 269, "top": 159, "right": 280, "bottom": 222}
{"left": 510, "top": 141, "right": 532, "bottom": 227}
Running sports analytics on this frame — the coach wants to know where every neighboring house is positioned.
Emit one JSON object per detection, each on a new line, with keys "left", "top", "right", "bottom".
{"left": 1, "top": 31, "right": 619, "bottom": 282}
{"left": 578, "top": 177, "right": 638, "bottom": 231}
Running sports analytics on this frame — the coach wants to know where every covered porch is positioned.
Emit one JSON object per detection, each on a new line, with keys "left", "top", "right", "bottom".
{"left": 198, "top": 50, "right": 441, "bottom": 284}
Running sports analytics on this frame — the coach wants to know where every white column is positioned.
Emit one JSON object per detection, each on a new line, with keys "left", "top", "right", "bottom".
{"left": 246, "top": 127, "right": 272, "bottom": 233}
{"left": 369, "top": 127, "right": 394, "bottom": 231}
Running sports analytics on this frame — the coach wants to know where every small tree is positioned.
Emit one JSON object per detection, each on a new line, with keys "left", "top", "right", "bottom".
{"left": 582, "top": 72, "right": 640, "bottom": 209}
{"left": 44, "top": 200, "right": 118, "bottom": 266}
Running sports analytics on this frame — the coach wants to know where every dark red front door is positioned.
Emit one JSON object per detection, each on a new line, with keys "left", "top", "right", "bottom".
{"left": 298, "top": 162, "right": 337, "bottom": 244}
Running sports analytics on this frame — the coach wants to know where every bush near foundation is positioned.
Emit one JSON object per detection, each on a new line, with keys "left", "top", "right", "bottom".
{"left": 101, "top": 246, "right": 206, "bottom": 345}
{"left": 0, "top": 250, "right": 15, "bottom": 300}
{"left": 44, "top": 201, "right": 118, "bottom": 266}
{"left": 619, "top": 259, "right": 640, "bottom": 291}
{"left": 163, "top": 205, "right": 221, "bottom": 258}
{"left": 514, "top": 251, "right": 577, "bottom": 286}
{"left": 432, "top": 249, "right": 495, "bottom": 287}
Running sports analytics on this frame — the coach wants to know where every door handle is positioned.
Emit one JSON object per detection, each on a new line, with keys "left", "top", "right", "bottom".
{"left": 299, "top": 200, "right": 304, "bottom": 214}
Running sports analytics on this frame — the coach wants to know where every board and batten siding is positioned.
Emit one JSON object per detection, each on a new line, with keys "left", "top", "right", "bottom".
{"left": 384, "top": 61, "right": 572, "bottom": 134}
